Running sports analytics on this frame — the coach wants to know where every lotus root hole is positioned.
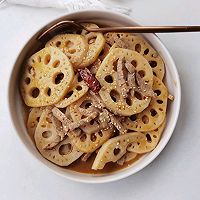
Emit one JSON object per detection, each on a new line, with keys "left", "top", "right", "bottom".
{"left": 56, "top": 41, "right": 61, "bottom": 47}
{"left": 31, "top": 87, "right": 40, "bottom": 98}
{"left": 149, "top": 61, "right": 157, "bottom": 68}
{"left": 157, "top": 100, "right": 163, "bottom": 104}
{"left": 77, "top": 74, "right": 82, "bottom": 82}
{"left": 146, "top": 133, "right": 152, "bottom": 143}
{"left": 113, "top": 129, "right": 120, "bottom": 136}
{"left": 150, "top": 109, "right": 158, "bottom": 117}
{"left": 28, "top": 66, "right": 35, "bottom": 75}
{"left": 135, "top": 91, "right": 142, "bottom": 100}
{"left": 90, "top": 119, "right": 95, "bottom": 125}
{"left": 127, "top": 143, "right": 133, "bottom": 149}
{"left": 153, "top": 135, "right": 157, "bottom": 138}
{"left": 104, "top": 75, "right": 113, "bottom": 83}
{"left": 144, "top": 48, "right": 149, "bottom": 55}
{"left": 65, "top": 90, "right": 73, "bottom": 98}
{"left": 65, "top": 40, "right": 74, "bottom": 48}
{"left": 116, "top": 33, "right": 121, "bottom": 38}
{"left": 59, "top": 143, "right": 72, "bottom": 155}
{"left": 90, "top": 133, "right": 97, "bottom": 142}
{"left": 42, "top": 131, "right": 52, "bottom": 138}
{"left": 98, "top": 131, "right": 103, "bottom": 137}
{"left": 110, "top": 90, "right": 120, "bottom": 102}
{"left": 130, "top": 114, "right": 137, "bottom": 121}
{"left": 142, "top": 115, "right": 149, "bottom": 124}
{"left": 54, "top": 73, "right": 64, "bottom": 84}
{"left": 138, "top": 70, "right": 145, "bottom": 78}
{"left": 76, "top": 86, "right": 82, "bottom": 91}
{"left": 68, "top": 49, "right": 76, "bottom": 54}
{"left": 80, "top": 100, "right": 92, "bottom": 109}
{"left": 52, "top": 60, "right": 60, "bottom": 68}
{"left": 59, "top": 108, "right": 66, "bottom": 114}
{"left": 135, "top": 44, "right": 141, "bottom": 53}
{"left": 44, "top": 54, "right": 51, "bottom": 65}
{"left": 113, "top": 59, "right": 119, "bottom": 71}
{"left": 80, "top": 134, "right": 87, "bottom": 142}
{"left": 159, "top": 108, "right": 163, "bottom": 111}
{"left": 89, "top": 37, "right": 96, "bottom": 44}
{"left": 154, "top": 90, "right": 161, "bottom": 96}
{"left": 45, "top": 87, "right": 51, "bottom": 96}
{"left": 25, "top": 77, "right": 31, "bottom": 85}
{"left": 113, "top": 148, "right": 120, "bottom": 156}
{"left": 99, "top": 49, "right": 104, "bottom": 56}
{"left": 126, "top": 98, "right": 132, "bottom": 106}
{"left": 131, "top": 60, "right": 137, "bottom": 67}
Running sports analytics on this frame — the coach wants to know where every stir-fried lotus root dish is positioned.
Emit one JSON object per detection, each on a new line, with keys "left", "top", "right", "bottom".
{"left": 20, "top": 24, "right": 174, "bottom": 173}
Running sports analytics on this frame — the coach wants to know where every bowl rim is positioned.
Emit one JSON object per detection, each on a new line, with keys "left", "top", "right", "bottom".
{"left": 8, "top": 9, "right": 181, "bottom": 184}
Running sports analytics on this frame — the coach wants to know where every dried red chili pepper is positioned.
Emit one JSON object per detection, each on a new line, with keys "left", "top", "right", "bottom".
{"left": 78, "top": 68, "right": 101, "bottom": 93}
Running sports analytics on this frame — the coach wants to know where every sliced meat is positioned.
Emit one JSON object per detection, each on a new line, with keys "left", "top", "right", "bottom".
{"left": 90, "top": 58, "right": 101, "bottom": 75}
{"left": 50, "top": 114, "right": 65, "bottom": 140}
{"left": 125, "top": 61, "right": 136, "bottom": 97}
{"left": 99, "top": 43, "right": 111, "bottom": 61}
{"left": 65, "top": 106, "right": 72, "bottom": 120}
{"left": 79, "top": 106, "right": 99, "bottom": 116}
{"left": 52, "top": 107, "right": 72, "bottom": 132}
{"left": 135, "top": 72, "right": 155, "bottom": 97}
{"left": 127, "top": 72, "right": 136, "bottom": 97}
{"left": 116, "top": 154, "right": 126, "bottom": 165}
{"left": 168, "top": 94, "right": 174, "bottom": 101}
{"left": 81, "top": 153, "right": 92, "bottom": 162}
{"left": 90, "top": 91, "right": 127, "bottom": 133}
{"left": 108, "top": 113, "right": 127, "bottom": 135}
{"left": 53, "top": 107, "right": 98, "bottom": 132}
{"left": 117, "top": 57, "right": 129, "bottom": 98}
{"left": 52, "top": 107, "right": 82, "bottom": 138}
{"left": 117, "top": 152, "right": 137, "bottom": 165}
{"left": 68, "top": 111, "right": 99, "bottom": 131}
{"left": 112, "top": 34, "right": 128, "bottom": 49}
{"left": 125, "top": 60, "right": 135, "bottom": 73}
{"left": 45, "top": 105, "right": 54, "bottom": 112}
{"left": 89, "top": 91, "right": 106, "bottom": 109}
{"left": 98, "top": 109, "right": 110, "bottom": 129}
{"left": 124, "top": 60, "right": 154, "bottom": 98}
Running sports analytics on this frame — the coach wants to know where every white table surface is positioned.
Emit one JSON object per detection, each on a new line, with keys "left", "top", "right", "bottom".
{"left": 1, "top": 0, "right": 200, "bottom": 199}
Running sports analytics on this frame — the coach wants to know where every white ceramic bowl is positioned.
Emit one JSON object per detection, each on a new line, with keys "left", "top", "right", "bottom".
{"left": 8, "top": 10, "right": 181, "bottom": 183}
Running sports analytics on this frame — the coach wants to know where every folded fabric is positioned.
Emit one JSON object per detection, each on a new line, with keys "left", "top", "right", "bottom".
{"left": 1, "top": 0, "right": 131, "bottom": 15}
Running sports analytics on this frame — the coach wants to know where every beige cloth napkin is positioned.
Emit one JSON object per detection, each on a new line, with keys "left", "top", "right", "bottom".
{"left": 1, "top": 0, "right": 131, "bottom": 15}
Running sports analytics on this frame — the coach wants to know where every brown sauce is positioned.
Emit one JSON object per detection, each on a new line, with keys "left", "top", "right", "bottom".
{"left": 66, "top": 152, "right": 143, "bottom": 174}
